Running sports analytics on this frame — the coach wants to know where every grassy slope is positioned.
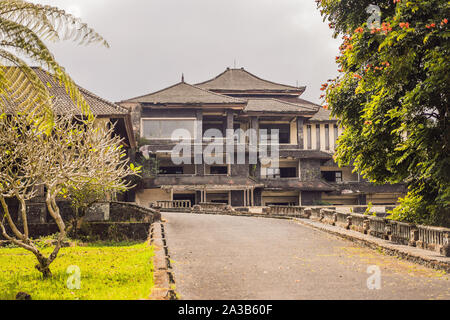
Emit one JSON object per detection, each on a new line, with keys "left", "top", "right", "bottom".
{"left": 0, "top": 241, "right": 154, "bottom": 300}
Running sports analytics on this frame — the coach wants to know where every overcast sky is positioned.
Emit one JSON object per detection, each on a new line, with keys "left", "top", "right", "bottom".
{"left": 31, "top": 0, "right": 340, "bottom": 104}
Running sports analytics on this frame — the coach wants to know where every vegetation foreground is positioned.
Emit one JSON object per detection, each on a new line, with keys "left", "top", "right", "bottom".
{"left": 0, "top": 241, "right": 154, "bottom": 300}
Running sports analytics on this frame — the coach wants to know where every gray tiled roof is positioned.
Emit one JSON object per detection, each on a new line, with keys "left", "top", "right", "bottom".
{"left": 196, "top": 68, "right": 306, "bottom": 93}
{"left": 3, "top": 68, "right": 128, "bottom": 116}
{"left": 123, "top": 81, "right": 246, "bottom": 105}
{"left": 308, "top": 107, "right": 339, "bottom": 122}
{"left": 245, "top": 98, "right": 318, "bottom": 114}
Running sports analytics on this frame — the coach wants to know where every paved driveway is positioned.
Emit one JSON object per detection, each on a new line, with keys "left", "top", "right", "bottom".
{"left": 162, "top": 212, "right": 450, "bottom": 300}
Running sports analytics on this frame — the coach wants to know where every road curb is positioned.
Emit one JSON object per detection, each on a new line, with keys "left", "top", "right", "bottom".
{"left": 294, "top": 218, "right": 450, "bottom": 273}
{"left": 148, "top": 222, "right": 177, "bottom": 300}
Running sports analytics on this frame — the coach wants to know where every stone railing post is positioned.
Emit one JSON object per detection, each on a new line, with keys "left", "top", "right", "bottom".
{"left": 441, "top": 232, "right": 450, "bottom": 257}
{"left": 304, "top": 208, "right": 312, "bottom": 219}
{"left": 363, "top": 218, "right": 370, "bottom": 235}
{"left": 346, "top": 215, "right": 352, "bottom": 230}
{"left": 385, "top": 221, "right": 392, "bottom": 240}
{"left": 409, "top": 227, "right": 419, "bottom": 247}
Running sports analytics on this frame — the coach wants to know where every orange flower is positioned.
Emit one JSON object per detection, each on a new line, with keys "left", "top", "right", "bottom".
{"left": 430, "top": 23, "right": 436, "bottom": 28}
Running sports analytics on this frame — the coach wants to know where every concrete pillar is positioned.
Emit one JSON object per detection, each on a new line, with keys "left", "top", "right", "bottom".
{"left": 227, "top": 111, "right": 234, "bottom": 131}
{"left": 195, "top": 110, "right": 203, "bottom": 165}
{"left": 250, "top": 116, "right": 259, "bottom": 144}
{"left": 297, "top": 117, "right": 304, "bottom": 149}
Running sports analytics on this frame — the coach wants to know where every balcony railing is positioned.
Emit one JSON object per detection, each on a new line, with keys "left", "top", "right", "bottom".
{"left": 155, "top": 200, "right": 192, "bottom": 209}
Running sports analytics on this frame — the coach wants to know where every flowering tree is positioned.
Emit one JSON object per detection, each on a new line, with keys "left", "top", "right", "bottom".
{"left": 0, "top": 113, "right": 139, "bottom": 278}
{"left": 317, "top": 0, "right": 449, "bottom": 225}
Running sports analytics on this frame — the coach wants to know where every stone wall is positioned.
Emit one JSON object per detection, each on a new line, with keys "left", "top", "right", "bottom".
{"left": 299, "top": 159, "right": 322, "bottom": 181}
{"left": 0, "top": 201, "right": 160, "bottom": 241}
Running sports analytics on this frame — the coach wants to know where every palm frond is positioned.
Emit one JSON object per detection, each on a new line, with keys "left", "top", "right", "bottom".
{"left": 0, "top": 0, "right": 110, "bottom": 129}
{"left": 0, "top": 0, "right": 109, "bottom": 47}
{"left": 0, "top": 50, "right": 54, "bottom": 133}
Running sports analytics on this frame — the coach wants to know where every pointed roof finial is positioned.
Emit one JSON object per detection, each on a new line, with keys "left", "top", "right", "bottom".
{"left": 181, "top": 73, "right": 185, "bottom": 82}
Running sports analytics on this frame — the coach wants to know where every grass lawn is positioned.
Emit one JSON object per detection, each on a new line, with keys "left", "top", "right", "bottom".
{"left": 0, "top": 241, "right": 154, "bottom": 300}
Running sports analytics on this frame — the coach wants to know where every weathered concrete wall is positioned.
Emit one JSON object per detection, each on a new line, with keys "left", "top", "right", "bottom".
{"left": 0, "top": 201, "right": 160, "bottom": 241}
{"left": 299, "top": 159, "right": 322, "bottom": 181}
{"left": 119, "top": 102, "right": 141, "bottom": 136}
{"left": 135, "top": 188, "right": 172, "bottom": 207}
{"left": 231, "top": 164, "right": 249, "bottom": 177}
{"left": 301, "top": 191, "right": 322, "bottom": 206}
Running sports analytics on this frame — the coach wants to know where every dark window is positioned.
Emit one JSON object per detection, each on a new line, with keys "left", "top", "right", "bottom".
{"left": 322, "top": 171, "right": 342, "bottom": 183}
{"left": 210, "top": 166, "right": 228, "bottom": 175}
{"left": 203, "top": 122, "right": 224, "bottom": 136}
{"left": 173, "top": 194, "right": 195, "bottom": 204}
{"left": 280, "top": 167, "right": 297, "bottom": 178}
{"left": 159, "top": 167, "right": 183, "bottom": 175}
{"left": 260, "top": 123, "right": 290, "bottom": 144}
{"left": 211, "top": 200, "right": 228, "bottom": 204}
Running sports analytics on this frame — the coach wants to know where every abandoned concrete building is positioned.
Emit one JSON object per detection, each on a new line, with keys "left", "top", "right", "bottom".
{"left": 120, "top": 68, "right": 406, "bottom": 207}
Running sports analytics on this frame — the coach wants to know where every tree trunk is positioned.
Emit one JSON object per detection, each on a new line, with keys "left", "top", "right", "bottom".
{"left": 35, "top": 257, "right": 52, "bottom": 279}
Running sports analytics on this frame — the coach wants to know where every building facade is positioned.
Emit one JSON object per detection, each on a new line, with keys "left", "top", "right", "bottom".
{"left": 120, "top": 68, "right": 406, "bottom": 207}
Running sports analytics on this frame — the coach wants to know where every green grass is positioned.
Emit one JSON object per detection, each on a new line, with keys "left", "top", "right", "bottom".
{"left": 0, "top": 241, "right": 154, "bottom": 300}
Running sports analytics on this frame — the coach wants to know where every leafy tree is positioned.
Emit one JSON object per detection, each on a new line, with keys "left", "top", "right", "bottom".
{"left": 0, "top": 0, "right": 108, "bottom": 131}
{"left": 317, "top": 0, "right": 449, "bottom": 226}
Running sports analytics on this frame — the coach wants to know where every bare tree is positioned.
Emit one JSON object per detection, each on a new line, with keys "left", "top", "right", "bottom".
{"left": 0, "top": 112, "right": 139, "bottom": 278}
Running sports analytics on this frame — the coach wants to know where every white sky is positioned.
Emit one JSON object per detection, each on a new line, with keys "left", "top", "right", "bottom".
{"left": 30, "top": 0, "right": 340, "bottom": 104}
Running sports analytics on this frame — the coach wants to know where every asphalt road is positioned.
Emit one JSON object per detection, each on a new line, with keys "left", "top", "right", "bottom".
{"left": 162, "top": 212, "right": 450, "bottom": 300}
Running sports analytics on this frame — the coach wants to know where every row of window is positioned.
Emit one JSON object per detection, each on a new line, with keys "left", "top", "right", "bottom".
{"left": 141, "top": 119, "right": 339, "bottom": 151}
{"left": 306, "top": 124, "right": 339, "bottom": 151}
{"left": 158, "top": 165, "right": 343, "bottom": 182}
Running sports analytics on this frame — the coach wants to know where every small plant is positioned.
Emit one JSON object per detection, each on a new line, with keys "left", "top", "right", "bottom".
{"left": 364, "top": 202, "right": 375, "bottom": 216}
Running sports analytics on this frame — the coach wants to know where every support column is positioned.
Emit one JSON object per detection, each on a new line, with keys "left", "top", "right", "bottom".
{"left": 195, "top": 110, "right": 203, "bottom": 166}
{"left": 243, "top": 189, "right": 247, "bottom": 207}
{"left": 251, "top": 188, "right": 254, "bottom": 207}
{"left": 297, "top": 117, "right": 304, "bottom": 149}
